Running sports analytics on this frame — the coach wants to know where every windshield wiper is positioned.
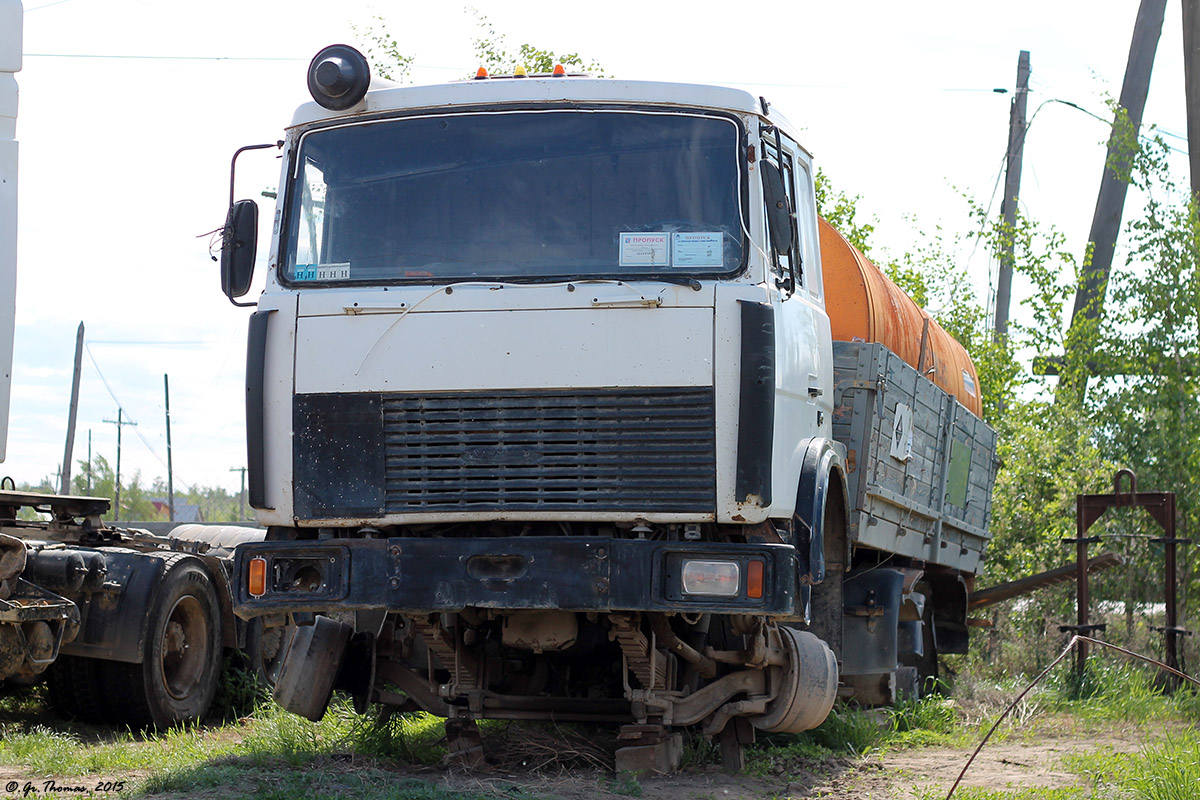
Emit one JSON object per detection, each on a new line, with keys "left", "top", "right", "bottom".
{"left": 648, "top": 276, "right": 703, "bottom": 291}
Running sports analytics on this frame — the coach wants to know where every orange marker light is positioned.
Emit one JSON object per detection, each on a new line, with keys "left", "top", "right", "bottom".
{"left": 552, "top": 64, "right": 566, "bottom": 77}
{"left": 475, "top": 67, "right": 489, "bottom": 80}
{"left": 747, "top": 560, "right": 764, "bottom": 599}
{"left": 248, "top": 557, "right": 268, "bottom": 597}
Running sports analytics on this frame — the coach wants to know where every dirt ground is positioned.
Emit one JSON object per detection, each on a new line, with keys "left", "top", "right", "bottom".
{"left": 431, "top": 717, "right": 1155, "bottom": 800}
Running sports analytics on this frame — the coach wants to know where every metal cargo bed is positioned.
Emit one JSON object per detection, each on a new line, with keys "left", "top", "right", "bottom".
{"left": 832, "top": 341, "right": 999, "bottom": 574}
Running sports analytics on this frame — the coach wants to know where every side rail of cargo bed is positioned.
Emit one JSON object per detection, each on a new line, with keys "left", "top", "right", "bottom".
{"left": 232, "top": 536, "right": 798, "bottom": 618}
{"left": 831, "top": 341, "right": 999, "bottom": 574}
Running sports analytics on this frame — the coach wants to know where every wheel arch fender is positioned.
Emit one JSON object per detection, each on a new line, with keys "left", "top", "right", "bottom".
{"left": 793, "top": 437, "right": 849, "bottom": 586}
{"left": 57, "top": 550, "right": 226, "bottom": 664}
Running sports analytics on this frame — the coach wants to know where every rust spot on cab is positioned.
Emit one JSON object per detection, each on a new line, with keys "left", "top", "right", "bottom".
{"left": 731, "top": 514, "right": 746, "bottom": 522}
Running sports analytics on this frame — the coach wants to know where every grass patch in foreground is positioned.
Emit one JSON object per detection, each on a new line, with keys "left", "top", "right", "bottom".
{"left": 0, "top": 723, "right": 224, "bottom": 776}
{"left": 745, "top": 693, "right": 963, "bottom": 777}
{"left": 140, "top": 763, "right": 496, "bottom": 800}
{"left": 236, "top": 700, "right": 448, "bottom": 767}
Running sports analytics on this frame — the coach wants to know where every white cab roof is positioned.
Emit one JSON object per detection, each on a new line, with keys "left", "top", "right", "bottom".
{"left": 289, "top": 78, "right": 766, "bottom": 129}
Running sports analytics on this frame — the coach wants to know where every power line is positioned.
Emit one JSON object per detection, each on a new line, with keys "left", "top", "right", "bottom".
{"left": 88, "top": 340, "right": 209, "bottom": 346}
{"left": 83, "top": 343, "right": 191, "bottom": 487}
{"left": 23, "top": 53, "right": 306, "bottom": 62}
{"left": 24, "top": 0, "right": 76, "bottom": 11}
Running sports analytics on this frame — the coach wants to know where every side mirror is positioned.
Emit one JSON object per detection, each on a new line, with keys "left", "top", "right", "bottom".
{"left": 221, "top": 199, "right": 258, "bottom": 300}
{"left": 761, "top": 161, "right": 794, "bottom": 256}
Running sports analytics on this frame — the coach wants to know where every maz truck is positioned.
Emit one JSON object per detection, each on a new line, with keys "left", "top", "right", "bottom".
{"left": 222, "top": 45, "right": 998, "bottom": 768}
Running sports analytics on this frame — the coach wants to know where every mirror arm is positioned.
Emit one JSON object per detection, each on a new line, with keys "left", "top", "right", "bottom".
{"left": 229, "top": 142, "right": 283, "bottom": 207}
{"left": 227, "top": 294, "right": 257, "bottom": 309}
{"left": 222, "top": 142, "right": 281, "bottom": 309}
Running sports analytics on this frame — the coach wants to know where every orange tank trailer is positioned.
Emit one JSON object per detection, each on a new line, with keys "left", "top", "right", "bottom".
{"left": 818, "top": 218, "right": 983, "bottom": 419}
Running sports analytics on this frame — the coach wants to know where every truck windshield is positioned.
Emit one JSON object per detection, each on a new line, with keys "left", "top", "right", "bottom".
{"left": 283, "top": 110, "right": 745, "bottom": 284}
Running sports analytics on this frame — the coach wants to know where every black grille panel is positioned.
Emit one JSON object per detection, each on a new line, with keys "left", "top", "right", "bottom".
{"left": 382, "top": 388, "right": 716, "bottom": 512}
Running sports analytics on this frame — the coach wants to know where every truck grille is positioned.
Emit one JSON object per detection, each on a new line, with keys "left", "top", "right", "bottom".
{"left": 381, "top": 388, "right": 716, "bottom": 513}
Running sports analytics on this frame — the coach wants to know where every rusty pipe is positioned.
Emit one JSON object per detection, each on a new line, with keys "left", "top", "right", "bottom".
{"left": 649, "top": 613, "right": 717, "bottom": 679}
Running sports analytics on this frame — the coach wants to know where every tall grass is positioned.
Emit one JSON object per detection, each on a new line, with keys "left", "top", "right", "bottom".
{"left": 238, "top": 699, "right": 447, "bottom": 766}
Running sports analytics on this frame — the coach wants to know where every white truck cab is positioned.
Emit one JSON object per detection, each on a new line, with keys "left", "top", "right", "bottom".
{"left": 237, "top": 63, "right": 835, "bottom": 532}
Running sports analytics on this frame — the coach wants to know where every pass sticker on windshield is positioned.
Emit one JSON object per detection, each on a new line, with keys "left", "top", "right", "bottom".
{"left": 619, "top": 233, "right": 669, "bottom": 267}
{"left": 294, "top": 263, "right": 352, "bottom": 281}
{"left": 672, "top": 232, "right": 723, "bottom": 267}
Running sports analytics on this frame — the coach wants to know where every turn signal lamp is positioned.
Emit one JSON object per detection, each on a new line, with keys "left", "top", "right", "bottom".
{"left": 681, "top": 560, "right": 740, "bottom": 597}
{"left": 747, "top": 560, "right": 765, "bottom": 599}
{"left": 475, "top": 67, "right": 489, "bottom": 79}
{"left": 513, "top": 65, "right": 528, "bottom": 77}
{"left": 552, "top": 64, "right": 566, "bottom": 77}
{"left": 248, "top": 557, "right": 268, "bottom": 597}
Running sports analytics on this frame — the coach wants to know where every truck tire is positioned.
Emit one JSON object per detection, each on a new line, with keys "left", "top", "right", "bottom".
{"left": 47, "top": 655, "right": 110, "bottom": 723}
{"left": 109, "top": 556, "right": 223, "bottom": 728}
{"left": 273, "top": 616, "right": 352, "bottom": 721}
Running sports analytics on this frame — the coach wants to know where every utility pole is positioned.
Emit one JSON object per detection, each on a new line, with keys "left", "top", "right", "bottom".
{"left": 164, "top": 374, "right": 174, "bottom": 522}
{"left": 1062, "top": 0, "right": 1167, "bottom": 402}
{"left": 102, "top": 409, "right": 136, "bottom": 522}
{"left": 230, "top": 466, "right": 247, "bottom": 521}
{"left": 86, "top": 429, "right": 92, "bottom": 495}
{"left": 59, "top": 322, "right": 84, "bottom": 495}
{"left": 993, "top": 50, "right": 1031, "bottom": 346}
{"left": 1184, "top": 0, "right": 1200, "bottom": 200}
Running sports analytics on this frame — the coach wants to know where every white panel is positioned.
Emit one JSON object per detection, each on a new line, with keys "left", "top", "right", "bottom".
{"left": 0, "top": 1, "right": 19, "bottom": 463}
{"left": 254, "top": 295, "right": 297, "bottom": 525}
{"left": 295, "top": 308, "right": 713, "bottom": 394}
{"left": 0, "top": 1, "right": 20, "bottom": 76}
{"left": 0, "top": 138, "right": 15, "bottom": 461}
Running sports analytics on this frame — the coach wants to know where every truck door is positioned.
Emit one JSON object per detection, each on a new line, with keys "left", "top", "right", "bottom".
{"left": 760, "top": 131, "right": 832, "bottom": 508}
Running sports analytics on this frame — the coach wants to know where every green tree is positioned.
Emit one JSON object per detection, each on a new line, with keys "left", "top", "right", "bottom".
{"left": 469, "top": 9, "right": 606, "bottom": 76}
{"left": 70, "top": 454, "right": 164, "bottom": 522}
{"left": 352, "top": 15, "right": 414, "bottom": 82}
{"left": 814, "top": 168, "right": 876, "bottom": 257}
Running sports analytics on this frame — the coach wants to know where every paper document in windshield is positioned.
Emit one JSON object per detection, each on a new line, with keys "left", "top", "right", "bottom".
{"left": 671, "top": 232, "right": 722, "bottom": 267}
{"left": 619, "top": 233, "right": 670, "bottom": 267}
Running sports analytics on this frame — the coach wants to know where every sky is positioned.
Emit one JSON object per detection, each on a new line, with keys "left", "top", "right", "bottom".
{"left": 4, "top": 0, "right": 1193, "bottom": 497}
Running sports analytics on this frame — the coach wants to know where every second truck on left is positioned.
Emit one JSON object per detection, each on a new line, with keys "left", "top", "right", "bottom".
{"left": 0, "top": 491, "right": 282, "bottom": 728}
{"left": 0, "top": 2, "right": 278, "bottom": 728}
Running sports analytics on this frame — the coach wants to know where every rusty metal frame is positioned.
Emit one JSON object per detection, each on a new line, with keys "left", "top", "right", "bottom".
{"left": 1064, "top": 469, "right": 1191, "bottom": 680}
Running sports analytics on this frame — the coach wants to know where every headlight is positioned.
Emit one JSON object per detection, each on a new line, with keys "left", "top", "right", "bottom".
{"left": 681, "top": 560, "right": 741, "bottom": 596}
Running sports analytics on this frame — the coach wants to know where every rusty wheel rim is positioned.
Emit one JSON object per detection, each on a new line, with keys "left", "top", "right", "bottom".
{"left": 160, "top": 595, "right": 208, "bottom": 700}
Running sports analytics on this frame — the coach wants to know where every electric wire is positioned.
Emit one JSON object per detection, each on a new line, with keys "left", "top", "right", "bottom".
{"left": 83, "top": 343, "right": 193, "bottom": 489}
{"left": 974, "top": 87, "right": 1188, "bottom": 333}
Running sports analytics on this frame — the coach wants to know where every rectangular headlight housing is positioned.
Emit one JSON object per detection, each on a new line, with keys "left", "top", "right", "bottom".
{"left": 680, "top": 560, "right": 741, "bottom": 596}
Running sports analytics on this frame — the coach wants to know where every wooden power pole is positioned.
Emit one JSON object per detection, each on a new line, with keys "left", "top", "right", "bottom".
{"left": 1062, "top": 0, "right": 1167, "bottom": 402}
{"left": 993, "top": 50, "right": 1031, "bottom": 345}
{"left": 59, "top": 322, "right": 83, "bottom": 494}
